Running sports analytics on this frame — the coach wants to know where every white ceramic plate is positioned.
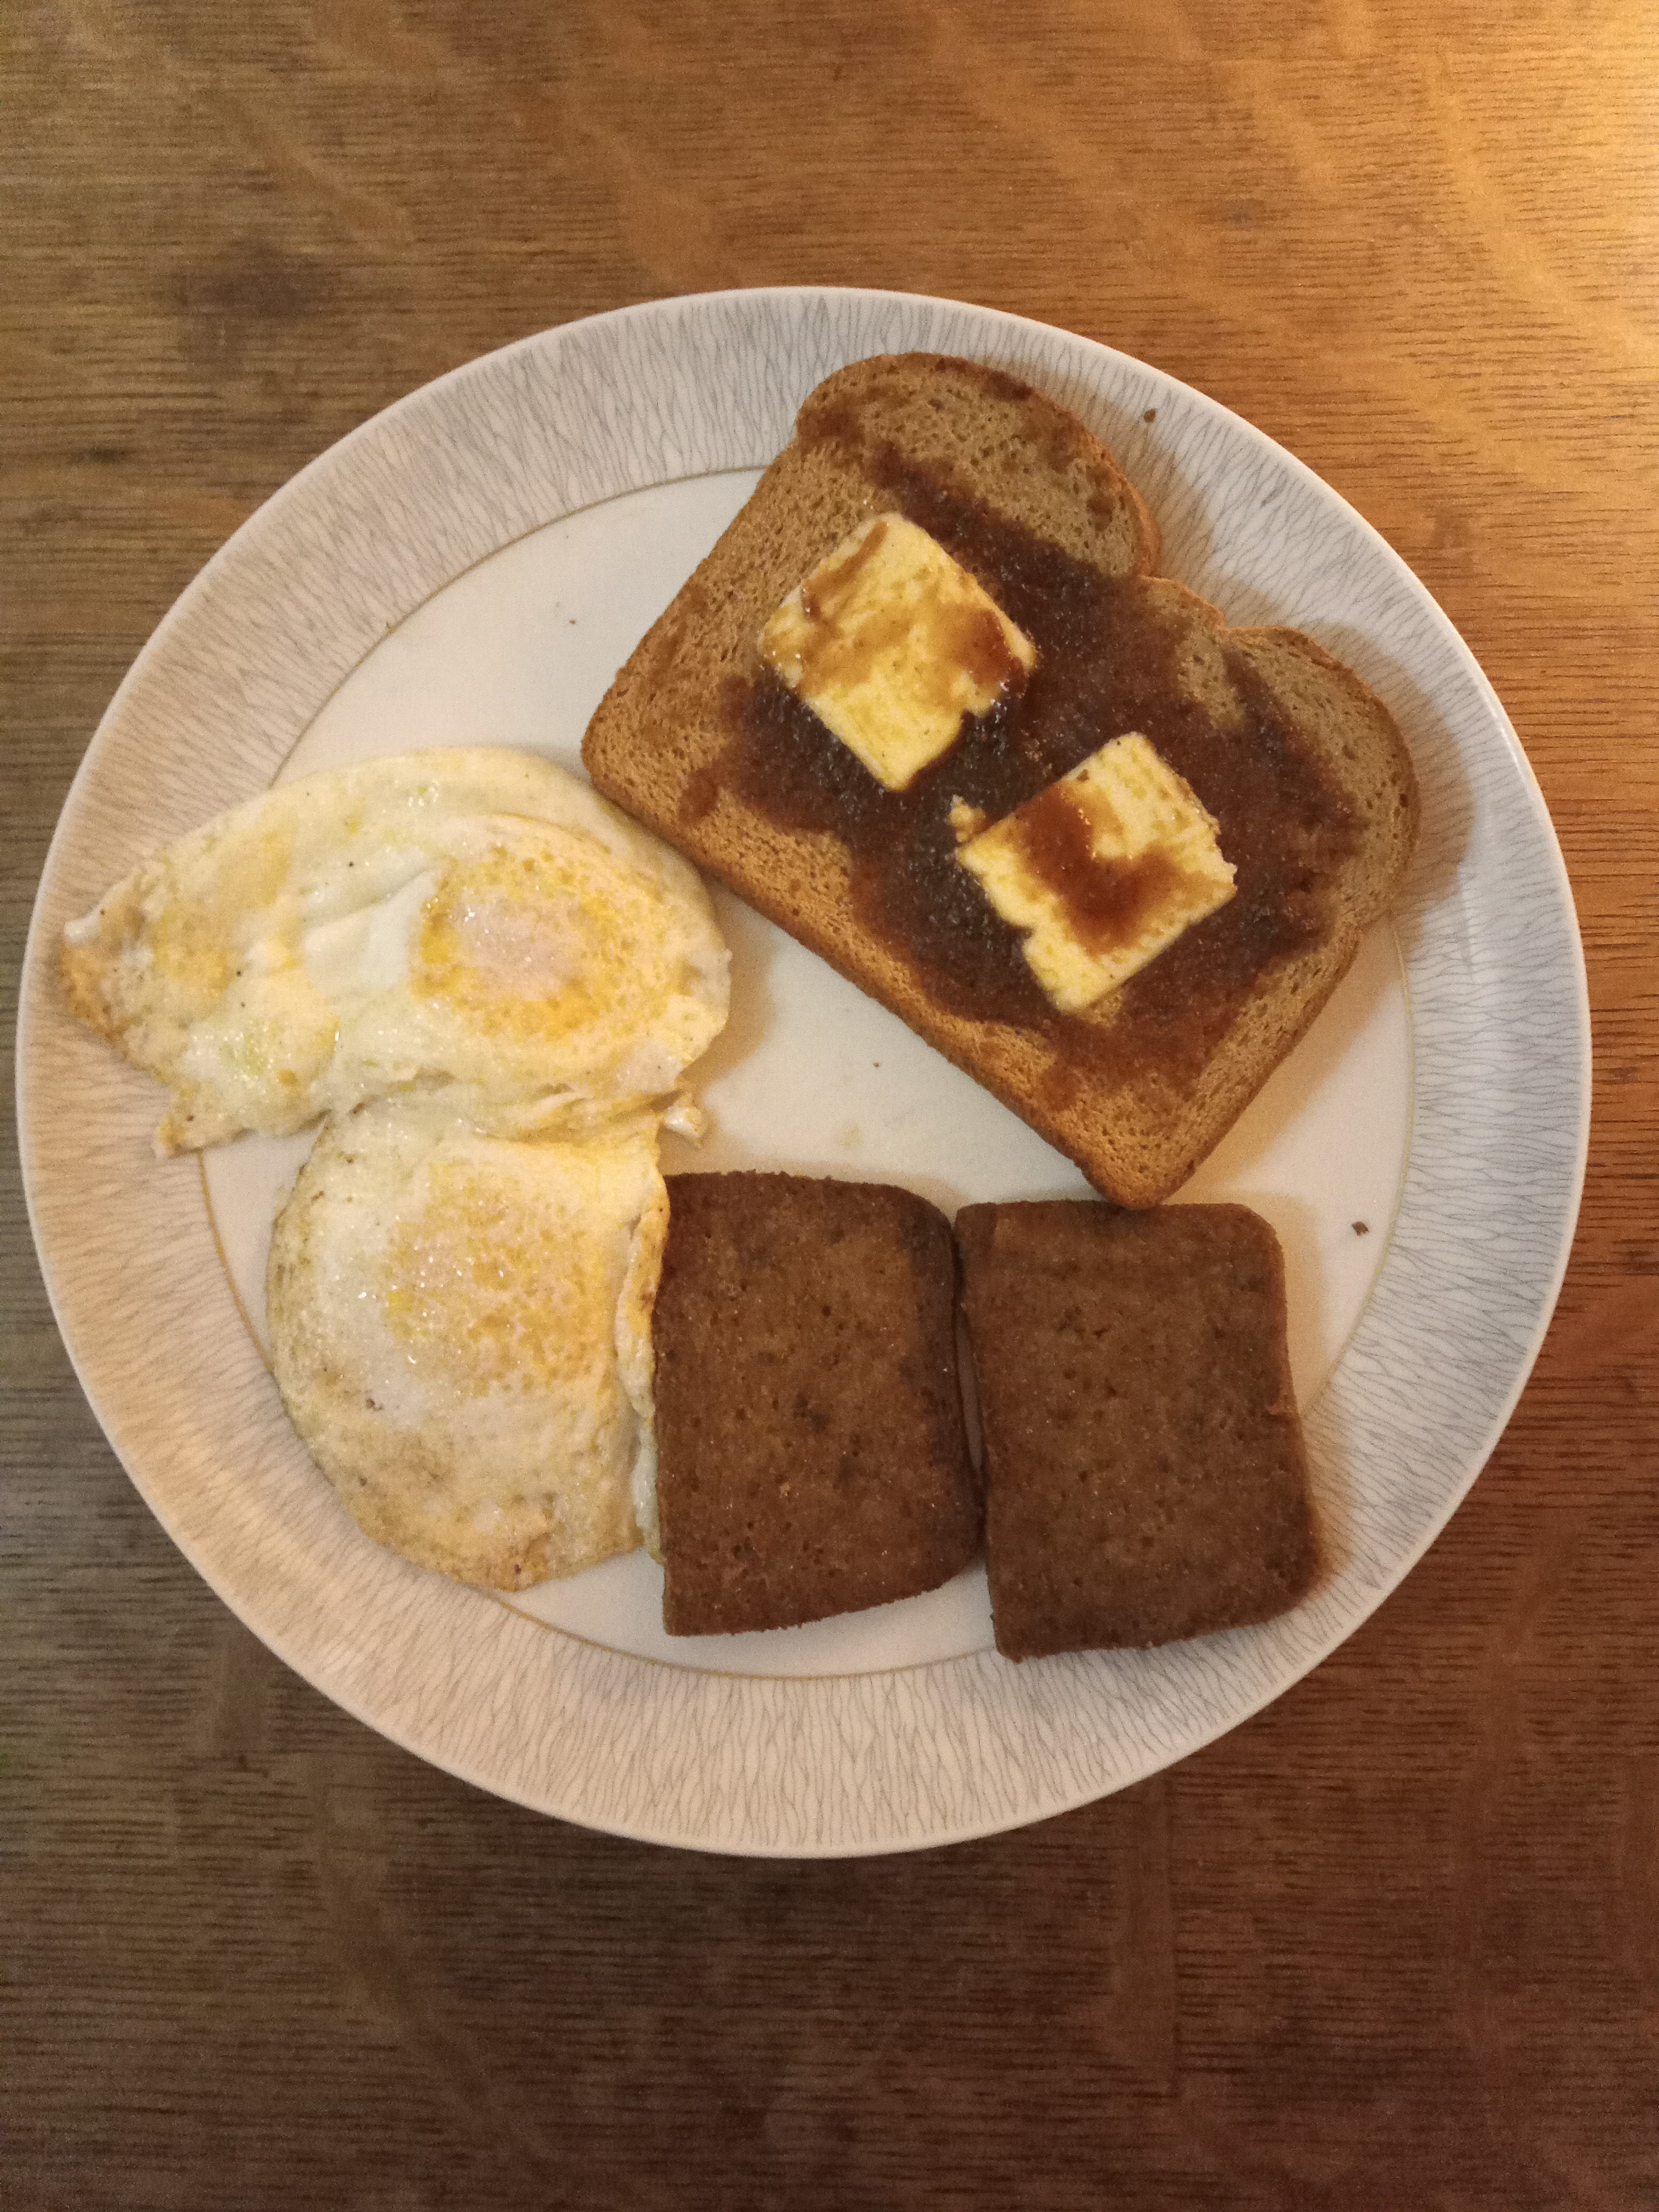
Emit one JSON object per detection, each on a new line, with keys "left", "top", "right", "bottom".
{"left": 19, "top": 289, "right": 1588, "bottom": 1855}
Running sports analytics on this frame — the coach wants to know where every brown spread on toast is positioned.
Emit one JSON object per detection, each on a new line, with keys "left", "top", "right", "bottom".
{"left": 703, "top": 441, "right": 1360, "bottom": 1082}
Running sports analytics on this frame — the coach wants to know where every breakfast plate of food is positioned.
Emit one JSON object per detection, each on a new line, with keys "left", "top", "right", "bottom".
{"left": 19, "top": 289, "right": 1588, "bottom": 1855}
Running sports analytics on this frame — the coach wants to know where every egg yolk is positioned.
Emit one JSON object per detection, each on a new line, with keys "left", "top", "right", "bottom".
{"left": 381, "top": 1162, "right": 607, "bottom": 1397}
{"left": 410, "top": 846, "right": 606, "bottom": 1041}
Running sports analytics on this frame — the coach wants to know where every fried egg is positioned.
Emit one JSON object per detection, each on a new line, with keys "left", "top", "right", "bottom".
{"left": 266, "top": 1096, "right": 668, "bottom": 1590}
{"left": 61, "top": 748, "right": 730, "bottom": 1153}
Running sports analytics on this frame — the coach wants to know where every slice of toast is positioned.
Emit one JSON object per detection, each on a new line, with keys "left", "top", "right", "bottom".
{"left": 955, "top": 1200, "right": 1318, "bottom": 1660}
{"left": 650, "top": 1172, "right": 978, "bottom": 1636}
{"left": 582, "top": 353, "right": 1419, "bottom": 1207}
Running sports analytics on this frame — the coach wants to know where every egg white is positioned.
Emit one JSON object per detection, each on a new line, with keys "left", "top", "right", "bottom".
{"left": 266, "top": 1095, "right": 668, "bottom": 1590}
{"left": 61, "top": 748, "right": 730, "bottom": 1154}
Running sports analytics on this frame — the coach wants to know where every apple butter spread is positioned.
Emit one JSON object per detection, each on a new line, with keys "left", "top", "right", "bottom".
{"left": 698, "top": 440, "right": 1360, "bottom": 1083}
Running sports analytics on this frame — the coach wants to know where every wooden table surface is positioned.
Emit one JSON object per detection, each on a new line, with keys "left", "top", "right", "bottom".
{"left": 5, "top": 4, "right": 1656, "bottom": 2206}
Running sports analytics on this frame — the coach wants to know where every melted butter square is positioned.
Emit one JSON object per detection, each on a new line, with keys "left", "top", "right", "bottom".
{"left": 957, "top": 732, "right": 1236, "bottom": 1011}
{"left": 758, "top": 513, "right": 1037, "bottom": 792}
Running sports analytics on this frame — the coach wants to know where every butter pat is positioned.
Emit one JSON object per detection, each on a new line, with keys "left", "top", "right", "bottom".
{"left": 957, "top": 733, "right": 1236, "bottom": 1011}
{"left": 758, "top": 513, "right": 1037, "bottom": 792}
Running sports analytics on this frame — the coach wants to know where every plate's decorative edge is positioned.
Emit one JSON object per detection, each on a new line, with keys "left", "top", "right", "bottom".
{"left": 19, "top": 288, "right": 1589, "bottom": 1856}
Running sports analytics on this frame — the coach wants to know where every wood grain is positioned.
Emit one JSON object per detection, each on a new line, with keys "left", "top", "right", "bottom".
{"left": 4, "top": 1, "right": 1655, "bottom": 2205}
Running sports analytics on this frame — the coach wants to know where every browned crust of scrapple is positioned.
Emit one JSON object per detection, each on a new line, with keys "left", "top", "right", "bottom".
{"left": 651, "top": 1171, "right": 979, "bottom": 1637}
{"left": 956, "top": 1200, "right": 1318, "bottom": 1660}
{"left": 582, "top": 352, "right": 1420, "bottom": 1207}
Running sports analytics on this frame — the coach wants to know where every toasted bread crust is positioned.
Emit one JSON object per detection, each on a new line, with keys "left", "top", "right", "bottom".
{"left": 583, "top": 354, "right": 1419, "bottom": 1205}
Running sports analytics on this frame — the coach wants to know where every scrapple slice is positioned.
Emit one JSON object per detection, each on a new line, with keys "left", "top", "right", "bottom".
{"left": 956, "top": 1200, "right": 1318, "bottom": 1660}
{"left": 652, "top": 1173, "right": 979, "bottom": 1636}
